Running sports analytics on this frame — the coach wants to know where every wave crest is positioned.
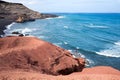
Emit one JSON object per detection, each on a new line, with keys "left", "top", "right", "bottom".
{"left": 96, "top": 41, "right": 120, "bottom": 58}
{"left": 21, "top": 28, "right": 33, "bottom": 34}
{"left": 87, "top": 24, "right": 108, "bottom": 28}
{"left": 57, "top": 16, "right": 65, "bottom": 19}
{"left": 46, "top": 16, "right": 65, "bottom": 20}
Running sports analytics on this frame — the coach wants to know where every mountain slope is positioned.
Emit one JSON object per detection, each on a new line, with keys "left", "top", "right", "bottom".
{"left": 0, "top": 0, "right": 57, "bottom": 21}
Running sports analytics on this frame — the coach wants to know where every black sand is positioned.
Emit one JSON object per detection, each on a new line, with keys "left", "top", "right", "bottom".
{"left": 0, "top": 19, "right": 13, "bottom": 37}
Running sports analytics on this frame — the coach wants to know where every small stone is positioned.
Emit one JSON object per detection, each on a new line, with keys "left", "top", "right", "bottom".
{"left": 19, "top": 34, "right": 24, "bottom": 37}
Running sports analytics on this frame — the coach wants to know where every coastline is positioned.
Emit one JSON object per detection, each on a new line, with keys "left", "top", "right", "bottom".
{"left": 0, "top": 0, "right": 58, "bottom": 37}
{"left": 0, "top": 19, "right": 13, "bottom": 37}
{"left": 0, "top": 18, "right": 120, "bottom": 80}
{"left": 0, "top": 1, "right": 120, "bottom": 79}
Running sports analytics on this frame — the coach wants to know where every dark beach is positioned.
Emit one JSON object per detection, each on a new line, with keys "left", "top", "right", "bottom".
{"left": 0, "top": 19, "right": 13, "bottom": 37}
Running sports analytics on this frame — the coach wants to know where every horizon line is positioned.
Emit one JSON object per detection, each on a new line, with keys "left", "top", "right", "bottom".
{"left": 40, "top": 12, "right": 120, "bottom": 14}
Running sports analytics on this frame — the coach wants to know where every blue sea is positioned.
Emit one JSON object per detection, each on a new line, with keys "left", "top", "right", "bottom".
{"left": 4, "top": 13, "right": 120, "bottom": 70}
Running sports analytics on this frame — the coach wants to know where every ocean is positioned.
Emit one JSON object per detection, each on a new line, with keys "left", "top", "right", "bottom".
{"left": 3, "top": 13, "right": 120, "bottom": 70}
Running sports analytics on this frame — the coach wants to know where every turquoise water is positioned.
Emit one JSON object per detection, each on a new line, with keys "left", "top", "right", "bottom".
{"left": 5, "top": 13, "right": 120, "bottom": 70}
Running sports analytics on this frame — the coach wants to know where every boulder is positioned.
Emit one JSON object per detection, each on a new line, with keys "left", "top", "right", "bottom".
{"left": 0, "top": 36, "right": 85, "bottom": 75}
{"left": 12, "top": 31, "right": 20, "bottom": 34}
{"left": 18, "top": 34, "right": 24, "bottom": 36}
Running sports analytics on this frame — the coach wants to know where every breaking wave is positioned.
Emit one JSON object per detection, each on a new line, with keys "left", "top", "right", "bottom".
{"left": 3, "top": 22, "right": 16, "bottom": 37}
{"left": 46, "top": 16, "right": 65, "bottom": 20}
{"left": 21, "top": 28, "right": 33, "bottom": 34}
{"left": 96, "top": 41, "right": 120, "bottom": 58}
{"left": 68, "top": 49, "right": 94, "bottom": 67}
{"left": 12, "top": 28, "right": 36, "bottom": 34}
{"left": 6, "top": 22, "right": 16, "bottom": 29}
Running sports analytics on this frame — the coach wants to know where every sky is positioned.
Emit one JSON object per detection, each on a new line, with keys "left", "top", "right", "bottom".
{"left": 4, "top": 0, "right": 120, "bottom": 13}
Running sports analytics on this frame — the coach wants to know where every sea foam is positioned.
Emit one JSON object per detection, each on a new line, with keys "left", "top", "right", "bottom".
{"left": 3, "top": 22, "right": 16, "bottom": 37}
{"left": 57, "top": 16, "right": 65, "bottom": 19}
{"left": 12, "top": 28, "right": 36, "bottom": 34}
{"left": 46, "top": 16, "right": 65, "bottom": 20}
{"left": 85, "top": 59, "right": 94, "bottom": 67}
{"left": 96, "top": 41, "right": 120, "bottom": 58}
{"left": 6, "top": 22, "right": 16, "bottom": 29}
{"left": 64, "top": 26, "right": 69, "bottom": 29}
{"left": 69, "top": 50, "right": 94, "bottom": 67}
{"left": 21, "top": 28, "right": 33, "bottom": 34}
{"left": 87, "top": 24, "right": 108, "bottom": 28}
{"left": 64, "top": 42, "right": 68, "bottom": 45}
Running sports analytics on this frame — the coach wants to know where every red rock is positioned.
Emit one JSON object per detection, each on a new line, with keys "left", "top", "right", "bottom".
{"left": 77, "top": 66, "right": 120, "bottom": 75}
{"left": 0, "top": 36, "right": 85, "bottom": 75}
{"left": 0, "top": 66, "right": 119, "bottom": 80}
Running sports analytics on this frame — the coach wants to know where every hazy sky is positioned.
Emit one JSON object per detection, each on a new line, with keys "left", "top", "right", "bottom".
{"left": 4, "top": 0, "right": 120, "bottom": 13}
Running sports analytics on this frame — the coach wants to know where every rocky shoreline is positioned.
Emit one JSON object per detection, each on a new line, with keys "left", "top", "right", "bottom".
{"left": 0, "top": 0, "right": 58, "bottom": 37}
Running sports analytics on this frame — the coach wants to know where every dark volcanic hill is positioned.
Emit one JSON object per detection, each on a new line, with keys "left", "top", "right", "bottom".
{"left": 0, "top": 0, "right": 57, "bottom": 21}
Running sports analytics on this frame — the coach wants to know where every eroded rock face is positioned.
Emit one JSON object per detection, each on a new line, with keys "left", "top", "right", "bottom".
{"left": 0, "top": 37, "right": 85, "bottom": 75}
{"left": 16, "top": 14, "right": 35, "bottom": 23}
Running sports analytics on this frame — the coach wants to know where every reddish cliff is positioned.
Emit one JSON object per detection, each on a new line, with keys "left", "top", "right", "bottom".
{"left": 0, "top": 36, "right": 85, "bottom": 75}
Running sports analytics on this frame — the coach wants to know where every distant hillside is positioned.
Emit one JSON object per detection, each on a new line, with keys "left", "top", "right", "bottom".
{"left": 0, "top": 0, "right": 57, "bottom": 22}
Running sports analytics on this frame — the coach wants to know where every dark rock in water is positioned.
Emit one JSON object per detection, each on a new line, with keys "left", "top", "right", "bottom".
{"left": 25, "top": 34, "right": 29, "bottom": 36}
{"left": 12, "top": 31, "right": 20, "bottom": 34}
{"left": 19, "top": 34, "right": 24, "bottom": 37}
{"left": 12, "top": 31, "right": 29, "bottom": 36}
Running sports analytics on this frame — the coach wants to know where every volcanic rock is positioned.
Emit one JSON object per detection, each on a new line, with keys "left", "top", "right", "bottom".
{"left": 0, "top": 36, "right": 85, "bottom": 75}
{"left": 12, "top": 31, "right": 20, "bottom": 34}
{"left": 0, "top": 1, "right": 58, "bottom": 37}
{"left": 0, "top": 0, "right": 58, "bottom": 22}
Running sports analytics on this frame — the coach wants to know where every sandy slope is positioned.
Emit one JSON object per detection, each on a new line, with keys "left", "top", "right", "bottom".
{"left": 0, "top": 66, "right": 120, "bottom": 80}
